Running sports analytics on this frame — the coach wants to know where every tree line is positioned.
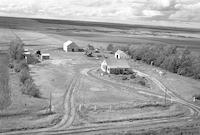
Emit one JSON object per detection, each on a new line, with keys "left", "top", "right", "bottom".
{"left": 107, "top": 44, "right": 200, "bottom": 80}
{"left": 9, "top": 38, "right": 41, "bottom": 97}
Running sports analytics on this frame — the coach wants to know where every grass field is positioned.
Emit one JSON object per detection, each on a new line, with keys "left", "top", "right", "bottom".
{"left": 0, "top": 53, "right": 11, "bottom": 111}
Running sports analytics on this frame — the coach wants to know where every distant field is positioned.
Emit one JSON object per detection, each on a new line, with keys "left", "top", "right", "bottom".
{"left": 0, "top": 53, "right": 10, "bottom": 110}
{"left": 0, "top": 16, "right": 199, "bottom": 54}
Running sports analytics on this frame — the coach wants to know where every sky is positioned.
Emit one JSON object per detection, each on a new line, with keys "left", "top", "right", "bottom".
{"left": 0, "top": 0, "right": 200, "bottom": 28}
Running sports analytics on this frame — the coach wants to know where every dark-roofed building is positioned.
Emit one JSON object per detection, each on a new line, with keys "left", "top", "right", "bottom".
{"left": 63, "top": 40, "right": 80, "bottom": 52}
{"left": 101, "top": 58, "right": 131, "bottom": 74}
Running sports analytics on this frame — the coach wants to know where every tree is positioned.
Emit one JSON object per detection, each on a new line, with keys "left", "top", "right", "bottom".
{"left": 161, "top": 54, "right": 179, "bottom": 73}
{"left": 107, "top": 44, "right": 114, "bottom": 52}
{"left": 163, "top": 45, "right": 177, "bottom": 56}
{"left": 9, "top": 38, "right": 24, "bottom": 61}
{"left": 88, "top": 44, "right": 94, "bottom": 50}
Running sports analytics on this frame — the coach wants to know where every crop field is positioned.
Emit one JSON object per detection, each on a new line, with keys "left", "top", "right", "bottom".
{"left": 0, "top": 16, "right": 200, "bottom": 54}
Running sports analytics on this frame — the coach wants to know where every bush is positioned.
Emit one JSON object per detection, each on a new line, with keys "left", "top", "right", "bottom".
{"left": 136, "top": 77, "right": 148, "bottom": 86}
{"left": 88, "top": 44, "right": 94, "bottom": 50}
{"left": 97, "top": 54, "right": 102, "bottom": 58}
{"left": 8, "top": 63, "right": 14, "bottom": 69}
{"left": 22, "top": 79, "right": 41, "bottom": 98}
{"left": 20, "top": 68, "right": 31, "bottom": 84}
{"left": 14, "top": 60, "right": 29, "bottom": 72}
{"left": 26, "top": 54, "right": 40, "bottom": 64}
{"left": 130, "top": 74, "right": 136, "bottom": 79}
{"left": 122, "top": 76, "right": 128, "bottom": 80}
{"left": 138, "top": 79, "right": 146, "bottom": 86}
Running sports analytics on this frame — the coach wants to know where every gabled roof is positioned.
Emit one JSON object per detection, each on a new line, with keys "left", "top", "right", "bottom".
{"left": 64, "top": 40, "right": 74, "bottom": 46}
{"left": 104, "top": 58, "right": 130, "bottom": 68}
{"left": 115, "top": 49, "right": 128, "bottom": 55}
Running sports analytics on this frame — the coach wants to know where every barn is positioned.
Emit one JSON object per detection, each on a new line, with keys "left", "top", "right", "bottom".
{"left": 101, "top": 58, "right": 131, "bottom": 74}
{"left": 115, "top": 49, "right": 129, "bottom": 59}
{"left": 63, "top": 40, "right": 79, "bottom": 52}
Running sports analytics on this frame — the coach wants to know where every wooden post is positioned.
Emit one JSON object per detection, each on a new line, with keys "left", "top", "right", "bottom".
{"left": 49, "top": 92, "right": 52, "bottom": 113}
{"left": 109, "top": 105, "right": 112, "bottom": 112}
{"left": 79, "top": 104, "right": 82, "bottom": 111}
{"left": 165, "top": 89, "right": 167, "bottom": 105}
{"left": 94, "top": 105, "right": 97, "bottom": 111}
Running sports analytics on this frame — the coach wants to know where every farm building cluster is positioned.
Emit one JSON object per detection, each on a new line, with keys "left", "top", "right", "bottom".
{"left": 101, "top": 49, "right": 131, "bottom": 75}
{"left": 24, "top": 39, "right": 131, "bottom": 76}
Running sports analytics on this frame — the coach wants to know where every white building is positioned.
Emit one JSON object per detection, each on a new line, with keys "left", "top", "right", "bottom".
{"left": 63, "top": 40, "right": 79, "bottom": 52}
{"left": 41, "top": 53, "right": 50, "bottom": 60}
{"left": 101, "top": 58, "right": 131, "bottom": 74}
{"left": 115, "top": 49, "right": 129, "bottom": 59}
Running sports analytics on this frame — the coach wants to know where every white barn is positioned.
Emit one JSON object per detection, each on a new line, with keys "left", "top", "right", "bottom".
{"left": 115, "top": 49, "right": 129, "bottom": 59}
{"left": 63, "top": 40, "right": 79, "bottom": 52}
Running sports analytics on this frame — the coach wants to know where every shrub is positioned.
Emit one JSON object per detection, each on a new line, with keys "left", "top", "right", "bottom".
{"left": 22, "top": 79, "right": 41, "bottom": 98}
{"left": 138, "top": 79, "right": 146, "bottom": 86}
{"left": 8, "top": 63, "right": 14, "bottom": 69}
{"left": 14, "top": 60, "right": 29, "bottom": 72}
{"left": 88, "top": 44, "right": 94, "bottom": 50}
{"left": 130, "top": 74, "right": 136, "bottom": 79}
{"left": 26, "top": 54, "right": 40, "bottom": 64}
{"left": 97, "top": 54, "right": 102, "bottom": 58}
{"left": 20, "top": 68, "right": 31, "bottom": 84}
{"left": 122, "top": 76, "right": 128, "bottom": 80}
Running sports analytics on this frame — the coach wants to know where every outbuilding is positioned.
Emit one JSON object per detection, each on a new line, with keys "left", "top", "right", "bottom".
{"left": 115, "top": 49, "right": 129, "bottom": 59}
{"left": 101, "top": 58, "right": 131, "bottom": 74}
{"left": 63, "top": 40, "right": 79, "bottom": 52}
{"left": 41, "top": 53, "right": 50, "bottom": 60}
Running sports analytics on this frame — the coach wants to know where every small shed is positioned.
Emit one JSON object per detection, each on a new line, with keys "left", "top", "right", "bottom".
{"left": 24, "top": 48, "right": 29, "bottom": 53}
{"left": 115, "top": 49, "right": 129, "bottom": 59}
{"left": 41, "top": 53, "right": 50, "bottom": 60}
{"left": 101, "top": 58, "right": 131, "bottom": 74}
{"left": 63, "top": 40, "right": 79, "bottom": 52}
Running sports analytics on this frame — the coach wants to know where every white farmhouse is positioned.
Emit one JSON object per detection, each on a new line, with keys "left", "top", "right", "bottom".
{"left": 101, "top": 58, "right": 131, "bottom": 74}
{"left": 63, "top": 40, "right": 79, "bottom": 52}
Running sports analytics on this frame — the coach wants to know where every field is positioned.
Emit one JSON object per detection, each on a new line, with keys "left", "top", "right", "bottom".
{"left": 0, "top": 16, "right": 200, "bottom": 134}
{"left": 0, "top": 53, "right": 10, "bottom": 111}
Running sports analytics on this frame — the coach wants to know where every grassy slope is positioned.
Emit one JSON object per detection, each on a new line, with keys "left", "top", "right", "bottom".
{"left": 0, "top": 53, "right": 11, "bottom": 110}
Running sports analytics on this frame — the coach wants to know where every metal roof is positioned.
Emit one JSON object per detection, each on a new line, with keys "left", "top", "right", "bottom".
{"left": 104, "top": 58, "right": 130, "bottom": 68}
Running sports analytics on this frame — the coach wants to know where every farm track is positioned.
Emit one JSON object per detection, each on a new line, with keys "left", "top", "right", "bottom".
{"left": 89, "top": 68, "right": 200, "bottom": 118}
{"left": 2, "top": 67, "right": 200, "bottom": 135}
{"left": 51, "top": 74, "right": 81, "bottom": 130}
{"left": 2, "top": 74, "right": 81, "bottom": 135}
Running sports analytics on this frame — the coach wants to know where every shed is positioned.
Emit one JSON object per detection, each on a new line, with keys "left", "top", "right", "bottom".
{"left": 115, "top": 49, "right": 129, "bottom": 59}
{"left": 101, "top": 58, "right": 131, "bottom": 74}
{"left": 63, "top": 40, "right": 79, "bottom": 52}
{"left": 41, "top": 53, "right": 50, "bottom": 60}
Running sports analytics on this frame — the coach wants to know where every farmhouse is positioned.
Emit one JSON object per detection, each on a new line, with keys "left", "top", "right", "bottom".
{"left": 63, "top": 40, "right": 79, "bottom": 52}
{"left": 115, "top": 49, "right": 129, "bottom": 59}
{"left": 101, "top": 58, "right": 131, "bottom": 74}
